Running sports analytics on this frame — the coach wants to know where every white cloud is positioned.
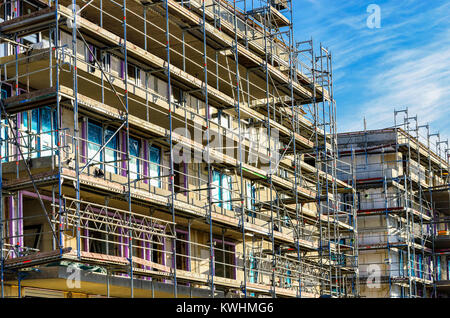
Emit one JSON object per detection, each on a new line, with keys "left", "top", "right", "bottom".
{"left": 355, "top": 29, "right": 450, "bottom": 145}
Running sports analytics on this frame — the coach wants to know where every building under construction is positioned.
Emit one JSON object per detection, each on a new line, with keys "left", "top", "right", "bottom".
{"left": 0, "top": 0, "right": 359, "bottom": 298}
{"left": 337, "top": 111, "right": 450, "bottom": 298}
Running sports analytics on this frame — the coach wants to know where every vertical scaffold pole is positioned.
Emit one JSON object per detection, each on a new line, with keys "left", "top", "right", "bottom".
{"left": 262, "top": 3, "right": 276, "bottom": 298}
{"left": 232, "top": 0, "right": 247, "bottom": 298}
{"left": 165, "top": 0, "right": 178, "bottom": 298}
{"left": 201, "top": 0, "right": 214, "bottom": 298}
{"left": 287, "top": 0, "right": 302, "bottom": 298}
{"left": 55, "top": 0, "right": 64, "bottom": 256}
{"left": 122, "top": 0, "right": 134, "bottom": 298}
{"left": 71, "top": 0, "right": 82, "bottom": 261}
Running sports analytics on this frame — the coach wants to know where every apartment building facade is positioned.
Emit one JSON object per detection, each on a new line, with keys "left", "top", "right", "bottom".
{"left": 338, "top": 123, "right": 450, "bottom": 298}
{"left": 0, "top": 0, "right": 358, "bottom": 298}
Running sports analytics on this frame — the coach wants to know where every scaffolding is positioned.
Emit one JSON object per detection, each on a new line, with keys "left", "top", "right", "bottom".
{"left": 337, "top": 110, "right": 450, "bottom": 298}
{"left": 0, "top": 0, "right": 358, "bottom": 298}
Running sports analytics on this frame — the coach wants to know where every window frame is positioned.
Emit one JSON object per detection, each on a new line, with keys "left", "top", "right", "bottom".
{"left": 148, "top": 144, "right": 161, "bottom": 188}
{"left": 213, "top": 238, "right": 236, "bottom": 280}
{"left": 212, "top": 169, "right": 232, "bottom": 211}
{"left": 128, "top": 136, "right": 141, "bottom": 180}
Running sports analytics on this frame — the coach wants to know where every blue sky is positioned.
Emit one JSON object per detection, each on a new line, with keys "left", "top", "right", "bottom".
{"left": 291, "top": 0, "right": 450, "bottom": 149}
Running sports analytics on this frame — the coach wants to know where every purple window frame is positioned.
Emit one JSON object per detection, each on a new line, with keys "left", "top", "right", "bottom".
{"left": 8, "top": 196, "right": 15, "bottom": 255}
{"left": 88, "top": 45, "right": 94, "bottom": 62}
{"left": 120, "top": 60, "right": 125, "bottom": 79}
{"left": 17, "top": 191, "right": 23, "bottom": 248}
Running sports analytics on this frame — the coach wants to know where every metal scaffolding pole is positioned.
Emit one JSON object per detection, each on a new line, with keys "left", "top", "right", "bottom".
{"left": 286, "top": 0, "right": 302, "bottom": 298}
{"left": 201, "top": 0, "right": 215, "bottom": 298}
{"left": 121, "top": 0, "right": 135, "bottom": 298}
{"left": 71, "top": 0, "right": 82, "bottom": 261}
{"left": 261, "top": 3, "right": 276, "bottom": 298}
{"left": 164, "top": 0, "right": 178, "bottom": 298}
{"left": 232, "top": 0, "right": 247, "bottom": 298}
